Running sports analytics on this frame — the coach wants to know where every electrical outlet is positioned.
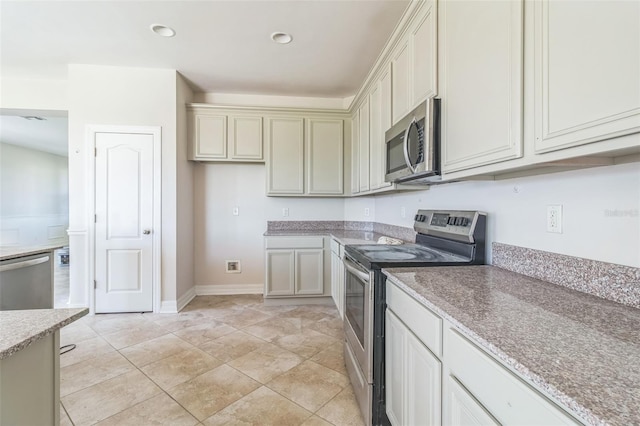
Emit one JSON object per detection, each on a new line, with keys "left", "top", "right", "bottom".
{"left": 401, "top": 207, "right": 406, "bottom": 218}
{"left": 282, "top": 208, "right": 289, "bottom": 217}
{"left": 225, "top": 260, "right": 241, "bottom": 273}
{"left": 364, "top": 208, "right": 370, "bottom": 217}
{"left": 232, "top": 207, "right": 239, "bottom": 216}
{"left": 547, "top": 205, "right": 563, "bottom": 233}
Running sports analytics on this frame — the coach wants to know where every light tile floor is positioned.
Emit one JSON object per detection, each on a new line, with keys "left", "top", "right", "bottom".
{"left": 59, "top": 295, "right": 365, "bottom": 426}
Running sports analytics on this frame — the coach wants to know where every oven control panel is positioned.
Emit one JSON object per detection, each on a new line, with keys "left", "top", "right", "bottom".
{"left": 414, "top": 210, "right": 486, "bottom": 243}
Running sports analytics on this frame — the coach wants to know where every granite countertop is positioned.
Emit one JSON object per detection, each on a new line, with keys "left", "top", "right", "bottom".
{"left": 0, "top": 243, "right": 66, "bottom": 261}
{"left": 383, "top": 265, "right": 640, "bottom": 426}
{"left": 264, "top": 229, "right": 391, "bottom": 245}
{"left": 0, "top": 308, "right": 88, "bottom": 359}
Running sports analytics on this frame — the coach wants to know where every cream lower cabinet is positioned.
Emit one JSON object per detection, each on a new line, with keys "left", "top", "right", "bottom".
{"left": 264, "top": 236, "right": 328, "bottom": 298}
{"left": 330, "top": 238, "right": 345, "bottom": 318}
{"left": 266, "top": 116, "right": 344, "bottom": 196}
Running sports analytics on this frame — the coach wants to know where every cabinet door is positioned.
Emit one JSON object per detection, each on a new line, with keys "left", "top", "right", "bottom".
{"left": 406, "top": 330, "right": 441, "bottom": 426}
{"left": 369, "top": 82, "right": 383, "bottom": 190}
{"left": 446, "top": 377, "right": 499, "bottom": 426}
{"left": 440, "top": 0, "right": 524, "bottom": 173}
{"left": 359, "top": 99, "right": 370, "bottom": 192}
{"left": 385, "top": 310, "right": 405, "bottom": 426}
{"left": 331, "top": 251, "right": 340, "bottom": 309}
{"left": 265, "top": 250, "right": 295, "bottom": 296}
{"left": 337, "top": 254, "right": 345, "bottom": 318}
{"left": 306, "top": 119, "right": 344, "bottom": 195}
{"left": 266, "top": 117, "right": 304, "bottom": 195}
{"left": 392, "top": 39, "right": 411, "bottom": 125}
{"left": 380, "top": 66, "right": 393, "bottom": 188}
{"left": 229, "top": 115, "right": 263, "bottom": 160}
{"left": 351, "top": 112, "right": 360, "bottom": 194}
{"left": 411, "top": 0, "right": 438, "bottom": 107}
{"left": 295, "top": 249, "right": 324, "bottom": 295}
{"left": 533, "top": 0, "right": 640, "bottom": 153}
{"left": 194, "top": 114, "right": 227, "bottom": 159}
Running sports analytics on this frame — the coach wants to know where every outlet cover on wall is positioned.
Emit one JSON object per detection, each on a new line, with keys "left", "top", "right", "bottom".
{"left": 364, "top": 208, "right": 370, "bottom": 217}
{"left": 225, "top": 260, "right": 241, "bottom": 273}
{"left": 547, "top": 205, "right": 563, "bottom": 233}
{"left": 232, "top": 207, "right": 239, "bottom": 216}
{"left": 282, "top": 208, "right": 289, "bottom": 217}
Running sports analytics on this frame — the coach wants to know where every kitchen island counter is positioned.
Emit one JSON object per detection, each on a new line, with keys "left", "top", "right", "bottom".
{"left": 383, "top": 265, "right": 640, "bottom": 426}
{"left": 0, "top": 243, "right": 66, "bottom": 261}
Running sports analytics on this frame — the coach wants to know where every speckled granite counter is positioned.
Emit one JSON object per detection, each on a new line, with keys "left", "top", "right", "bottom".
{"left": 0, "top": 308, "right": 88, "bottom": 359}
{"left": 264, "top": 228, "right": 389, "bottom": 245}
{"left": 0, "top": 243, "right": 65, "bottom": 261}
{"left": 383, "top": 265, "right": 640, "bottom": 426}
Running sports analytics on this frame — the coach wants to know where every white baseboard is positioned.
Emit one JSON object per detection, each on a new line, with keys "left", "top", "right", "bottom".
{"left": 177, "top": 287, "right": 197, "bottom": 312}
{"left": 159, "top": 300, "right": 178, "bottom": 314}
{"left": 195, "top": 283, "right": 264, "bottom": 296}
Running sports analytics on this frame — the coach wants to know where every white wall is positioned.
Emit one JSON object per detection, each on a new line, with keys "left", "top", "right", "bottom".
{"left": 176, "top": 74, "right": 195, "bottom": 303}
{"left": 193, "top": 163, "right": 345, "bottom": 288}
{"left": 0, "top": 77, "right": 68, "bottom": 111}
{"left": 0, "top": 143, "right": 69, "bottom": 247}
{"left": 67, "top": 64, "right": 180, "bottom": 309}
{"left": 350, "top": 163, "right": 640, "bottom": 267}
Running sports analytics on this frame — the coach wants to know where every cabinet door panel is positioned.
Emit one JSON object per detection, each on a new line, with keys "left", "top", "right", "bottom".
{"left": 411, "top": 0, "right": 437, "bottom": 107}
{"left": 351, "top": 112, "right": 360, "bottom": 194}
{"left": 392, "top": 40, "right": 411, "bottom": 125}
{"left": 195, "top": 115, "right": 227, "bottom": 159}
{"left": 370, "top": 85, "right": 383, "bottom": 190}
{"left": 230, "top": 115, "right": 263, "bottom": 160}
{"left": 446, "top": 377, "right": 499, "bottom": 426}
{"left": 385, "top": 310, "right": 405, "bottom": 426}
{"left": 265, "top": 250, "right": 295, "bottom": 296}
{"left": 441, "top": 0, "right": 523, "bottom": 172}
{"left": 406, "top": 331, "right": 441, "bottom": 426}
{"left": 534, "top": 0, "right": 640, "bottom": 153}
{"left": 295, "top": 249, "right": 324, "bottom": 295}
{"left": 307, "top": 119, "right": 344, "bottom": 195}
{"left": 380, "top": 67, "right": 393, "bottom": 188}
{"left": 359, "top": 100, "right": 370, "bottom": 192}
{"left": 266, "top": 117, "right": 304, "bottom": 194}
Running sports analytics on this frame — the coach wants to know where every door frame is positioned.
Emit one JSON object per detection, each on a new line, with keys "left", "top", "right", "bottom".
{"left": 86, "top": 125, "right": 162, "bottom": 314}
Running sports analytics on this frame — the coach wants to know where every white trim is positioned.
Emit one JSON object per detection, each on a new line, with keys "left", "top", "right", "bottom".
{"left": 159, "top": 300, "right": 178, "bottom": 314}
{"left": 195, "top": 284, "right": 264, "bottom": 296}
{"left": 86, "top": 125, "right": 162, "bottom": 315}
{"left": 177, "top": 287, "right": 197, "bottom": 312}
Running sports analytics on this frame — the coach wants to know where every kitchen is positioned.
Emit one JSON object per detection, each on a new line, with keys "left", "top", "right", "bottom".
{"left": 0, "top": 0, "right": 639, "bottom": 425}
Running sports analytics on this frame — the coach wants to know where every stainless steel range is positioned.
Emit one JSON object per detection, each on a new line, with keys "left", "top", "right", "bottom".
{"left": 342, "top": 210, "right": 487, "bottom": 425}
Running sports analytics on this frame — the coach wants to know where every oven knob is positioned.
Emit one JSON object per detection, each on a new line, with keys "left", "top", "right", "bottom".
{"left": 414, "top": 214, "right": 419, "bottom": 221}
{"left": 421, "top": 215, "right": 427, "bottom": 222}
{"left": 455, "top": 217, "right": 464, "bottom": 226}
{"left": 447, "top": 217, "right": 455, "bottom": 225}
{"left": 461, "top": 217, "right": 470, "bottom": 226}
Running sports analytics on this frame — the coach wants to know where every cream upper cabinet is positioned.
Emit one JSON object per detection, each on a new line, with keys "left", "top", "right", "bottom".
{"left": 229, "top": 115, "right": 263, "bottom": 160}
{"left": 306, "top": 119, "right": 344, "bottom": 195}
{"left": 266, "top": 117, "right": 305, "bottom": 195}
{"left": 440, "top": 0, "right": 524, "bottom": 173}
{"left": 189, "top": 109, "right": 264, "bottom": 162}
{"left": 392, "top": 39, "right": 411, "bottom": 125}
{"left": 351, "top": 111, "right": 360, "bottom": 195}
{"left": 533, "top": 0, "right": 640, "bottom": 154}
{"left": 392, "top": 0, "right": 438, "bottom": 126}
{"left": 380, "top": 66, "right": 393, "bottom": 188}
{"left": 369, "top": 82, "right": 383, "bottom": 190}
{"left": 410, "top": 0, "right": 437, "bottom": 108}
{"left": 359, "top": 99, "right": 371, "bottom": 193}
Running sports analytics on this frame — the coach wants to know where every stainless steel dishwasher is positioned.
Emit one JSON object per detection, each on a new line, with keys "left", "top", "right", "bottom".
{"left": 0, "top": 252, "right": 53, "bottom": 310}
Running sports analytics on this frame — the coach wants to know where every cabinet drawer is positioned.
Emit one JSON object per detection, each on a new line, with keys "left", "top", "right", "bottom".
{"left": 386, "top": 280, "right": 442, "bottom": 358}
{"left": 265, "top": 236, "right": 324, "bottom": 249}
{"left": 446, "top": 328, "right": 581, "bottom": 425}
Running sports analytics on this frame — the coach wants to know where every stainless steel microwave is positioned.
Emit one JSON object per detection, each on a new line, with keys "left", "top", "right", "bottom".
{"left": 385, "top": 98, "right": 441, "bottom": 184}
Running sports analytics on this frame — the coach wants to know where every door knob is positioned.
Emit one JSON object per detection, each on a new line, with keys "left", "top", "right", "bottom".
{"left": 143, "top": 229, "right": 151, "bottom": 235}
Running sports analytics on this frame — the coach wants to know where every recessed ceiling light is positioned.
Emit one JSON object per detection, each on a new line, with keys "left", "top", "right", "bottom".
{"left": 271, "top": 32, "right": 293, "bottom": 44}
{"left": 150, "top": 24, "right": 176, "bottom": 38}
{"left": 21, "top": 116, "right": 46, "bottom": 121}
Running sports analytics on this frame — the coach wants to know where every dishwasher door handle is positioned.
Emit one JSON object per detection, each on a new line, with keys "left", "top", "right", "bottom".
{"left": 0, "top": 256, "right": 50, "bottom": 272}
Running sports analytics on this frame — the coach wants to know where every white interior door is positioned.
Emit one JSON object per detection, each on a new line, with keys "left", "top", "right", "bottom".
{"left": 94, "top": 130, "right": 156, "bottom": 313}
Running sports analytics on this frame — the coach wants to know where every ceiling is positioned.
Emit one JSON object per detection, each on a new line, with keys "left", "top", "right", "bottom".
{"left": 0, "top": 0, "right": 410, "bottom": 98}
{"left": 0, "top": 115, "right": 68, "bottom": 156}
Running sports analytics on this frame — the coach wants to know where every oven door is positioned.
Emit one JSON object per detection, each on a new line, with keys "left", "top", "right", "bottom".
{"left": 343, "top": 254, "right": 373, "bottom": 383}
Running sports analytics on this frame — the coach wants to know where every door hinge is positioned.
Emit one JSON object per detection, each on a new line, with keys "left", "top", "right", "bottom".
{"left": 94, "top": 147, "right": 97, "bottom": 156}
{"left": 94, "top": 280, "right": 97, "bottom": 289}
{"left": 94, "top": 214, "right": 97, "bottom": 223}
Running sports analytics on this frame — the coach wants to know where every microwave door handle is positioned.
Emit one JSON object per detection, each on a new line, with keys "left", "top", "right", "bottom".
{"left": 403, "top": 118, "right": 418, "bottom": 173}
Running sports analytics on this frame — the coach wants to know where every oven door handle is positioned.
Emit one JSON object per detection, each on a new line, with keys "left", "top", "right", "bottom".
{"left": 343, "top": 258, "right": 370, "bottom": 283}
